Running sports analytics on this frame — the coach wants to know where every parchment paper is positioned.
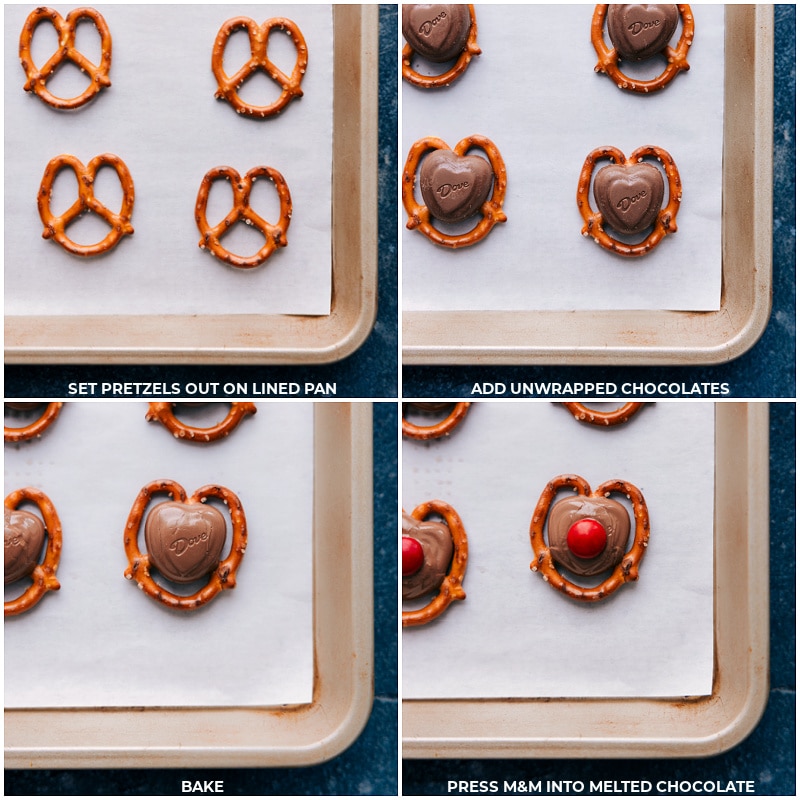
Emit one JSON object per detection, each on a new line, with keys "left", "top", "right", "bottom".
{"left": 402, "top": 5, "right": 724, "bottom": 312}
{"left": 4, "top": 4, "right": 332, "bottom": 316}
{"left": 402, "top": 402, "right": 715, "bottom": 698}
{"left": 5, "top": 401, "right": 314, "bottom": 708}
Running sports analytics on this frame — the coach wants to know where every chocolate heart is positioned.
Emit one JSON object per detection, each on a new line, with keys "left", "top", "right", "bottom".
{"left": 420, "top": 150, "right": 493, "bottom": 223}
{"left": 607, "top": 4, "right": 679, "bottom": 61}
{"left": 547, "top": 497, "right": 630, "bottom": 576}
{"left": 5, "top": 507, "right": 46, "bottom": 584}
{"left": 593, "top": 163, "right": 664, "bottom": 235}
{"left": 402, "top": 4, "right": 471, "bottom": 62}
{"left": 402, "top": 512, "right": 454, "bottom": 600}
{"left": 145, "top": 501, "right": 226, "bottom": 584}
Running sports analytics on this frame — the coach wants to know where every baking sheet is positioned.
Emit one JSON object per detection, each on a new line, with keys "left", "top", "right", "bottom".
{"left": 5, "top": 401, "right": 314, "bottom": 708}
{"left": 5, "top": 4, "right": 333, "bottom": 316}
{"left": 402, "top": 5, "right": 724, "bottom": 313}
{"left": 403, "top": 402, "right": 715, "bottom": 699}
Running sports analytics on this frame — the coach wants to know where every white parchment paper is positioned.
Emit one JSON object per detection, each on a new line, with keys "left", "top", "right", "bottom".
{"left": 402, "top": 402, "right": 715, "bottom": 699}
{"left": 5, "top": 4, "right": 332, "bottom": 316}
{"left": 5, "top": 401, "right": 314, "bottom": 708}
{"left": 402, "top": 5, "right": 724, "bottom": 311}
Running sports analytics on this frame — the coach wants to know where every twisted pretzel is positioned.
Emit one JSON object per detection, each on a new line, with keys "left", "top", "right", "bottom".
{"left": 562, "top": 402, "right": 644, "bottom": 427}
{"left": 530, "top": 474, "right": 649, "bottom": 602}
{"left": 592, "top": 4, "right": 693, "bottom": 93}
{"left": 402, "top": 5, "right": 480, "bottom": 89}
{"left": 38, "top": 153, "right": 135, "bottom": 257}
{"left": 19, "top": 6, "right": 112, "bottom": 110}
{"left": 195, "top": 165, "right": 292, "bottom": 268}
{"left": 577, "top": 145, "right": 681, "bottom": 257}
{"left": 146, "top": 402, "right": 257, "bottom": 442}
{"left": 403, "top": 136, "right": 507, "bottom": 248}
{"left": 4, "top": 403, "right": 63, "bottom": 443}
{"left": 123, "top": 480, "right": 247, "bottom": 611}
{"left": 403, "top": 500, "right": 467, "bottom": 627}
{"left": 212, "top": 17, "right": 307, "bottom": 118}
{"left": 402, "top": 402, "right": 470, "bottom": 439}
{"left": 5, "top": 488, "right": 62, "bottom": 617}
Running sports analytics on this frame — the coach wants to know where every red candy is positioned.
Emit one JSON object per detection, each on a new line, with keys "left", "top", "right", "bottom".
{"left": 402, "top": 536, "right": 425, "bottom": 576}
{"left": 566, "top": 518, "right": 607, "bottom": 559}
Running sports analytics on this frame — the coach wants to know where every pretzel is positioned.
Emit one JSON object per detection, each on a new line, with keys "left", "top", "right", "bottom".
{"left": 5, "top": 488, "right": 62, "bottom": 617}
{"left": 19, "top": 6, "right": 112, "bottom": 110}
{"left": 402, "top": 402, "right": 470, "bottom": 440}
{"left": 4, "top": 402, "right": 63, "bottom": 443}
{"left": 212, "top": 17, "right": 307, "bottom": 118}
{"left": 402, "top": 5, "right": 480, "bottom": 89}
{"left": 562, "top": 402, "right": 644, "bottom": 427}
{"left": 592, "top": 4, "right": 693, "bottom": 93}
{"left": 403, "top": 500, "right": 467, "bottom": 627}
{"left": 530, "top": 474, "right": 649, "bottom": 602}
{"left": 146, "top": 402, "right": 257, "bottom": 441}
{"left": 123, "top": 480, "right": 247, "bottom": 611}
{"left": 195, "top": 165, "right": 292, "bottom": 268}
{"left": 403, "top": 136, "right": 507, "bottom": 248}
{"left": 577, "top": 145, "right": 681, "bottom": 257}
{"left": 38, "top": 153, "right": 135, "bottom": 257}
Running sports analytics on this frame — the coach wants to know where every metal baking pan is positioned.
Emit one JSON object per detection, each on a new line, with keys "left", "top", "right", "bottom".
{"left": 5, "top": 5, "right": 377, "bottom": 365}
{"left": 403, "top": 402, "right": 769, "bottom": 758}
{"left": 402, "top": 6, "right": 773, "bottom": 365}
{"left": 5, "top": 402, "right": 374, "bottom": 768}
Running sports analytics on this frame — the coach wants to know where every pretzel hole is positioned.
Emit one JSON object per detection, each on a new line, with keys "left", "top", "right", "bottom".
{"left": 72, "top": 16, "right": 104, "bottom": 67}
{"left": 4, "top": 403, "right": 46, "bottom": 427}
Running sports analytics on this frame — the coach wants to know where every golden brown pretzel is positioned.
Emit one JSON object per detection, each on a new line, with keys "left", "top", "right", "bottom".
{"left": 402, "top": 4, "right": 480, "bottom": 89}
{"left": 212, "top": 17, "right": 307, "bottom": 118}
{"left": 592, "top": 4, "right": 693, "bottom": 93}
{"left": 38, "top": 153, "right": 135, "bottom": 257}
{"left": 195, "top": 165, "right": 292, "bottom": 268}
{"left": 530, "top": 474, "right": 649, "bottom": 602}
{"left": 403, "top": 135, "right": 507, "bottom": 249}
{"left": 5, "top": 488, "right": 62, "bottom": 617}
{"left": 4, "top": 403, "right": 63, "bottom": 443}
{"left": 146, "top": 402, "right": 257, "bottom": 441}
{"left": 562, "top": 402, "right": 644, "bottom": 427}
{"left": 123, "top": 480, "right": 247, "bottom": 611}
{"left": 403, "top": 500, "right": 467, "bottom": 627}
{"left": 402, "top": 402, "right": 470, "bottom": 439}
{"left": 577, "top": 145, "right": 681, "bottom": 257}
{"left": 19, "top": 6, "right": 112, "bottom": 110}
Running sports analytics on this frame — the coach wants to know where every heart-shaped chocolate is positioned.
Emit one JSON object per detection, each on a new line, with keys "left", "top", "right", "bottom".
{"left": 5, "top": 507, "right": 46, "bottom": 584}
{"left": 547, "top": 496, "right": 630, "bottom": 576}
{"left": 402, "top": 512, "right": 454, "bottom": 599}
{"left": 145, "top": 501, "right": 226, "bottom": 584}
{"left": 420, "top": 150, "right": 493, "bottom": 223}
{"left": 402, "top": 4, "right": 471, "bottom": 62}
{"left": 607, "top": 4, "right": 679, "bottom": 61}
{"left": 593, "top": 162, "right": 664, "bottom": 235}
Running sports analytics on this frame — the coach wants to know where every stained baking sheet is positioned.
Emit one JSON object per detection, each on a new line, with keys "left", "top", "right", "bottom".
{"left": 402, "top": 5, "right": 772, "bottom": 365}
{"left": 5, "top": 403, "right": 374, "bottom": 768}
{"left": 5, "top": 5, "right": 377, "bottom": 364}
{"left": 403, "top": 5, "right": 724, "bottom": 312}
{"left": 5, "top": 402, "right": 314, "bottom": 708}
{"left": 403, "top": 402, "right": 769, "bottom": 758}
{"left": 402, "top": 402, "right": 715, "bottom": 699}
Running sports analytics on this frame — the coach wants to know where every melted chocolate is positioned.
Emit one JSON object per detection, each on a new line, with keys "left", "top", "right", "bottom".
{"left": 402, "top": 512, "right": 454, "bottom": 599}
